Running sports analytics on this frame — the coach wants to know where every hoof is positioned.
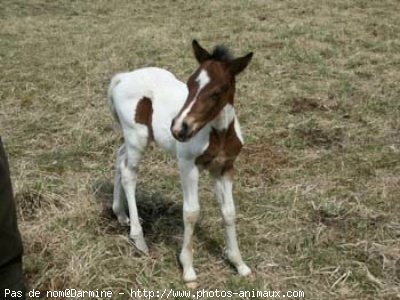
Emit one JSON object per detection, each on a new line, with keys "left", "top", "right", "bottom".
{"left": 117, "top": 216, "right": 130, "bottom": 226}
{"left": 237, "top": 264, "right": 252, "bottom": 277}
{"left": 130, "top": 234, "right": 149, "bottom": 254}
{"left": 185, "top": 281, "right": 198, "bottom": 289}
{"left": 183, "top": 267, "right": 197, "bottom": 283}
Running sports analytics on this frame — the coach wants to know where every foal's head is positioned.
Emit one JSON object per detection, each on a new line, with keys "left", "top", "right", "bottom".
{"left": 171, "top": 40, "right": 253, "bottom": 142}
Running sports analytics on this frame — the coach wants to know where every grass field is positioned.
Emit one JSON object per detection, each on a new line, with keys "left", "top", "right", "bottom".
{"left": 1, "top": 0, "right": 400, "bottom": 299}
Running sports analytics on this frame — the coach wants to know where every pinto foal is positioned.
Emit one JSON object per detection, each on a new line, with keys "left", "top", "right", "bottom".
{"left": 108, "top": 40, "right": 253, "bottom": 282}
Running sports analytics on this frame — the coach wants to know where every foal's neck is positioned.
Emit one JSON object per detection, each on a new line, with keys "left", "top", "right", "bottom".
{"left": 211, "top": 104, "right": 236, "bottom": 132}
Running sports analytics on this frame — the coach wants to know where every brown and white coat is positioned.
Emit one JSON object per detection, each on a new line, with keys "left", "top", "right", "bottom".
{"left": 108, "top": 40, "right": 253, "bottom": 283}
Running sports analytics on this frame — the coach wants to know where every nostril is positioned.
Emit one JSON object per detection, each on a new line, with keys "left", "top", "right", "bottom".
{"left": 171, "top": 119, "right": 191, "bottom": 141}
{"left": 181, "top": 121, "right": 188, "bottom": 135}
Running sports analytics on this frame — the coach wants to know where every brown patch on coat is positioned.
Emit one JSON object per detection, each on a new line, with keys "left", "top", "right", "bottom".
{"left": 135, "top": 97, "right": 153, "bottom": 142}
{"left": 195, "top": 120, "right": 242, "bottom": 177}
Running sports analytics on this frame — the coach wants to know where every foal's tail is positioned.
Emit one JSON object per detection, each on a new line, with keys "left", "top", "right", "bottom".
{"left": 107, "top": 74, "right": 122, "bottom": 125}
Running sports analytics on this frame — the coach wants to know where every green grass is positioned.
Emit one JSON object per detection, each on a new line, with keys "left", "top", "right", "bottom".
{"left": 1, "top": 0, "right": 399, "bottom": 299}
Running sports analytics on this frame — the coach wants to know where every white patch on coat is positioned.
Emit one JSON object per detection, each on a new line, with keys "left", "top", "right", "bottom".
{"left": 212, "top": 103, "right": 235, "bottom": 131}
{"left": 233, "top": 116, "right": 244, "bottom": 144}
{"left": 212, "top": 104, "right": 243, "bottom": 144}
{"left": 110, "top": 67, "right": 188, "bottom": 155}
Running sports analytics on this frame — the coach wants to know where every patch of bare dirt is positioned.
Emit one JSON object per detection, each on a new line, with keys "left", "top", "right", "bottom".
{"left": 289, "top": 97, "right": 343, "bottom": 114}
{"left": 240, "top": 142, "right": 288, "bottom": 184}
{"left": 296, "top": 126, "right": 344, "bottom": 148}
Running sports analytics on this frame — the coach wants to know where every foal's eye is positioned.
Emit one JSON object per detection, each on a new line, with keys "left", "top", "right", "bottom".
{"left": 211, "top": 92, "right": 221, "bottom": 101}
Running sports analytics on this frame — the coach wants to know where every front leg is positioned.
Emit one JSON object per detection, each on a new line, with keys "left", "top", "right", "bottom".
{"left": 213, "top": 171, "right": 251, "bottom": 277}
{"left": 178, "top": 159, "right": 200, "bottom": 283}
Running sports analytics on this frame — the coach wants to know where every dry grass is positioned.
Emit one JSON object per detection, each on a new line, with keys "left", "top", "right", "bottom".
{"left": 1, "top": 0, "right": 400, "bottom": 299}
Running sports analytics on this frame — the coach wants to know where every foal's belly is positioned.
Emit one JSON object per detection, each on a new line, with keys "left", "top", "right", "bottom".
{"left": 151, "top": 112, "right": 178, "bottom": 155}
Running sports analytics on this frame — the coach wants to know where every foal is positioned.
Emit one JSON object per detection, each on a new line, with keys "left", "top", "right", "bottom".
{"left": 108, "top": 40, "right": 253, "bottom": 282}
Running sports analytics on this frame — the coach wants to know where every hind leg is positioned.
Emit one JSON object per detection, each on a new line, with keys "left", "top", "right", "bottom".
{"left": 120, "top": 125, "right": 149, "bottom": 253}
{"left": 112, "top": 144, "right": 130, "bottom": 226}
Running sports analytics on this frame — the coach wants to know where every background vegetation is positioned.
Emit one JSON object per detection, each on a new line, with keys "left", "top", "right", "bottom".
{"left": 1, "top": 0, "right": 399, "bottom": 299}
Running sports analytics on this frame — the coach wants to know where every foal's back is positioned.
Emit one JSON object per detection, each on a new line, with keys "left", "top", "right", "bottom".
{"left": 109, "top": 67, "right": 188, "bottom": 154}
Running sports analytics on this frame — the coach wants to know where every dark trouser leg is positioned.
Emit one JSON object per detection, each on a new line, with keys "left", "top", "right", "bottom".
{"left": 0, "top": 138, "right": 26, "bottom": 300}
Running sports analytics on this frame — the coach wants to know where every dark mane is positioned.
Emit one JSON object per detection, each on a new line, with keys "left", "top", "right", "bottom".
{"left": 209, "top": 45, "right": 233, "bottom": 62}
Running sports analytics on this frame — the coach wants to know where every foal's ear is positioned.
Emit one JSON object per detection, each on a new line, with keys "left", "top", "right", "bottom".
{"left": 229, "top": 52, "right": 254, "bottom": 76}
{"left": 192, "top": 40, "right": 210, "bottom": 64}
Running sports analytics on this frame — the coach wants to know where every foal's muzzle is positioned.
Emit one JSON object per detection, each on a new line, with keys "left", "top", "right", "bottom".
{"left": 171, "top": 118, "right": 193, "bottom": 142}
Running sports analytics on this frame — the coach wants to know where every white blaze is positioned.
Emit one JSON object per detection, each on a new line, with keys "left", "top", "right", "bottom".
{"left": 196, "top": 69, "right": 211, "bottom": 90}
{"left": 173, "top": 69, "right": 210, "bottom": 130}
